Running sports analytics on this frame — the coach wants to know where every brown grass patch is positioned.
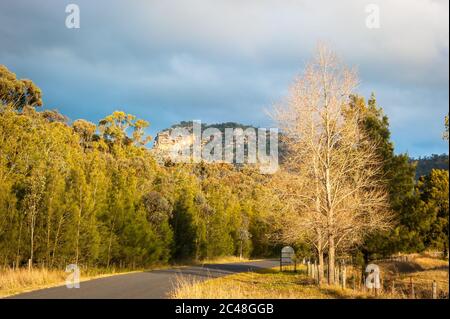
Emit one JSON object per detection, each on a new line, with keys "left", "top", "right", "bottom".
{"left": 377, "top": 255, "right": 448, "bottom": 299}
{"left": 170, "top": 266, "right": 393, "bottom": 299}
{"left": 0, "top": 267, "right": 140, "bottom": 298}
{"left": 171, "top": 255, "right": 449, "bottom": 299}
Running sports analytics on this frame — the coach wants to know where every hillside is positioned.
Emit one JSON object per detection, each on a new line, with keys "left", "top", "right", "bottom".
{"left": 411, "top": 154, "right": 449, "bottom": 179}
{"left": 172, "top": 254, "right": 449, "bottom": 299}
{"left": 152, "top": 121, "right": 286, "bottom": 165}
{"left": 154, "top": 122, "right": 449, "bottom": 178}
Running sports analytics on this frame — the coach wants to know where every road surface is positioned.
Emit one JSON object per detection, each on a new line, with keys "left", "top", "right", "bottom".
{"left": 7, "top": 259, "right": 278, "bottom": 299}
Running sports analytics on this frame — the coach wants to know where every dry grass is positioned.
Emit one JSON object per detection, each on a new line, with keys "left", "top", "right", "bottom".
{"left": 170, "top": 266, "right": 392, "bottom": 299}
{"left": 0, "top": 267, "right": 140, "bottom": 298}
{"left": 196, "top": 256, "right": 258, "bottom": 265}
{"left": 0, "top": 268, "right": 67, "bottom": 298}
{"left": 377, "top": 255, "right": 448, "bottom": 298}
{"left": 171, "top": 255, "right": 449, "bottom": 299}
{"left": 0, "top": 256, "right": 250, "bottom": 298}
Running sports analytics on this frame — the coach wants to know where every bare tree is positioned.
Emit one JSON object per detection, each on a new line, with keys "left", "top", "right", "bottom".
{"left": 271, "top": 167, "right": 328, "bottom": 285}
{"left": 273, "top": 45, "right": 393, "bottom": 285}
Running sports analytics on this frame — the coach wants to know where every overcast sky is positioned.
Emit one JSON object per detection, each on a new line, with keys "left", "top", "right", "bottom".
{"left": 0, "top": 0, "right": 448, "bottom": 157}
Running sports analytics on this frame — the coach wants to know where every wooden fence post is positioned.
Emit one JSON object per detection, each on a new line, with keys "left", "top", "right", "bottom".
{"left": 410, "top": 277, "right": 415, "bottom": 299}
{"left": 391, "top": 280, "right": 395, "bottom": 295}
{"left": 432, "top": 280, "right": 437, "bottom": 299}
{"left": 28, "top": 259, "right": 32, "bottom": 272}
{"left": 362, "top": 275, "right": 366, "bottom": 292}
{"left": 380, "top": 277, "right": 383, "bottom": 294}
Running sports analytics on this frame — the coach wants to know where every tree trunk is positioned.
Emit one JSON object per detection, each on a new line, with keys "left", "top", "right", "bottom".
{"left": 318, "top": 249, "right": 324, "bottom": 285}
{"left": 316, "top": 236, "right": 324, "bottom": 285}
{"left": 46, "top": 197, "right": 53, "bottom": 266}
{"left": 75, "top": 207, "right": 82, "bottom": 265}
{"left": 107, "top": 221, "right": 115, "bottom": 268}
{"left": 51, "top": 213, "right": 65, "bottom": 268}
{"left": 30, "top": 210, "right": 35, "bottom": 267}
{"left": 75, "top": 188, "right": 83, "bottom": 265}
{"left": 75, "top": 220, "right": 80, "bottom": 265}
{"left": 106, "top": 212, "right": 117, "bottom": 268}
{"left": 16, "top": 217, "right": 23, "bottom": 268}
{"left": 107, "top": 233, "right": 113, "bottom": 268}
{"left": 328, "top": 235, "right": 335, "bottom": 284}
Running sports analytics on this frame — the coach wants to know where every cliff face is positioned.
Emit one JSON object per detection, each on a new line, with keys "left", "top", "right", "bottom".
{"left": 152, "top": 127, "right": 197, "bottom": 163}
{"left": 153, "top": 129, "right": 195, "bottom": 152}
{"left": 151, "top": 121, "right": 280, "bottom": 165}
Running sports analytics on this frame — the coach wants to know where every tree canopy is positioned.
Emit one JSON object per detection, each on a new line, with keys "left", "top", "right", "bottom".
{"left": 0, "top": 65, "right": 43, "bottom": 111}
{"left": 0, "top": 66, "right": 279, "bottom": 269}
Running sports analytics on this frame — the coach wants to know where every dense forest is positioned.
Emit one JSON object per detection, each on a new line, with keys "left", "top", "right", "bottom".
{"left": 0, "top": 65, "right": 279, "bottom": 269}
{"left": 412, "top": 154, "right": 449, "bottom": 179}
{"left": 344, "top": 95, "right": 448, "bottom": 261}
{"left": 0, "top": 63, "right": 448, "bottom": 271}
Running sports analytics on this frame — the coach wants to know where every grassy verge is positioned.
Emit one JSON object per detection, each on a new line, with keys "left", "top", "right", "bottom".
{"left": 377, "top": 255, "right": 449, "bottom": 298}
{"left": 0, "top": 266, "right": 145, "bottom": 298}
{"left": 0, "top": 256, "right": 260, "bottom": 298}
{"left": 171, "top": 255, "right": 449, "bottom": 299}
{"left": 171, "top": 265, "right": 386, "bottom": 299}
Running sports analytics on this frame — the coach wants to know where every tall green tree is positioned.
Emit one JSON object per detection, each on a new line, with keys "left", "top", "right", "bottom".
{"left": 350, "top": 94, "right": 416, "bottom": 258}
{"left": 416, "top": 170, "right": 449, "bottom": 255}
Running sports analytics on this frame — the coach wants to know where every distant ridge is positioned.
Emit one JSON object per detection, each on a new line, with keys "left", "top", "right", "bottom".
{"left": 152, "top": 121, "right": 286, "bottom": 165}
{"left": 410, "top": 154, "right": 449, "bottom": 179}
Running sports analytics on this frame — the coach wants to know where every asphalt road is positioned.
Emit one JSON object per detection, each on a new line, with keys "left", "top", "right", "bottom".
{"left": 7, "top": 259, "right": 278, "bottom": 299}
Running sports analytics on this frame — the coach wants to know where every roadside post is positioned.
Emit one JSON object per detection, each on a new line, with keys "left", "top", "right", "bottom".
{"left": 280, "top": 246, "right": 296, "bottom": 272}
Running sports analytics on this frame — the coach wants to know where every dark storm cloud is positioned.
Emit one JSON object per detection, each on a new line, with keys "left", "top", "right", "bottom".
{"left": 0, "top": 0, "right": 448, "bottom": 156}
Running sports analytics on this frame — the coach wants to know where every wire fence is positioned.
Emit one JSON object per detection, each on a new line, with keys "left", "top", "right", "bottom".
{"left": 284, "top": 255, "right": 449, "bottom": 299}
